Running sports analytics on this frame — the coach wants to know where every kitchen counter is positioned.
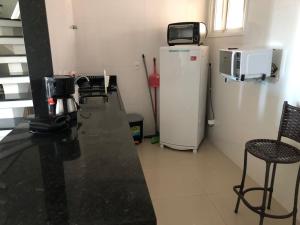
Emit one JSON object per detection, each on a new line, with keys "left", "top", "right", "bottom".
{"left": 0, "top": 91, "right": 156, "bottom": 225}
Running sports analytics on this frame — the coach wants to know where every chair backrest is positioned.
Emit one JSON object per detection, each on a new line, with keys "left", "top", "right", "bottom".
{"left": 278, "top": 101, "right": 300, "bottom": 143}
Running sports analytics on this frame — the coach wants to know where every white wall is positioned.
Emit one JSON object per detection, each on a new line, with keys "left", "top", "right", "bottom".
{"left": 207, "top": 0, "right": 300, "bottom": 215}
{"left": 71, "top": 0, "right": 208, "bottom": 135}
{"left": 45, "top": 0, "right": 77, "bottom": 75}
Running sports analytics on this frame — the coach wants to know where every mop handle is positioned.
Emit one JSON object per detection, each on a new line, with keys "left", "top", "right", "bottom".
{"left": 142, "top": 54, "right": 155, "bottom": 114}
{"left": 153, "top": 57, "right": 157, "bottom": 74}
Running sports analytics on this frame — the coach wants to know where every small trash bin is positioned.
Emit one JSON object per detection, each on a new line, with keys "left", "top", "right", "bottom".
{"left": 127, "top": 113, "right": 144, "bottom": 144}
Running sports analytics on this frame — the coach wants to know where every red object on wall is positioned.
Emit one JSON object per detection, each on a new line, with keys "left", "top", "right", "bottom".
{"left": 149, "top": 74, "right": 160, "bottom": 88}
{"left": 149, "top": 58, "right": 160, "bottom": 88}
{"left": 190, "top": 56, "right": 197, "bottom": 61}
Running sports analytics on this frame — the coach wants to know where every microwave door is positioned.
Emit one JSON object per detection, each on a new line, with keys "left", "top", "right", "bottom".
{"left": 169, "top": 25, "right": 194, "bottom": 43}
{"left": 220, "top": 51, "right": 233, "bottom": 76}
{"left": 231, "top": 52, "right": 237, "bottom": 77}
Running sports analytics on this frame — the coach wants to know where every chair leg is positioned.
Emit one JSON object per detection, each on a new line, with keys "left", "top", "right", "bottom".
{"left": 259, "top": 162, "right": 271, "bottom": 225}
{"left": 267, "top": 163, "right": 277, "bottom": 209}
{"left": 235, "top": 149, "right": 248, "bottom": 213}
{"left": 292, "top": 165, "right": 300, "bottom": 225}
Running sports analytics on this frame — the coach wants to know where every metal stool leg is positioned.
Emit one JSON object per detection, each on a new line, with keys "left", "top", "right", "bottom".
{"left": 267, "top": 163, "right": 277, "bottom": 209}
{"left": 292, "top": 165, "right": 300, "bottom": 225}
{"left": 259, "top": 162, "right": 271, "bottom": 225}
{"left": 235, "top": 149, "right": 248, "bottom": 213}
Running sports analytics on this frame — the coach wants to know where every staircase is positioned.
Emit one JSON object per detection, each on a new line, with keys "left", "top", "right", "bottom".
{"left": 0, "top": 18, "right": 33, "bottom": 141}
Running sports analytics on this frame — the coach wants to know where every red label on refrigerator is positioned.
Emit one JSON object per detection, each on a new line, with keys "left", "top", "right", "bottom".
{"left": 190, "top": 56, "right": 197, "bottom": 61}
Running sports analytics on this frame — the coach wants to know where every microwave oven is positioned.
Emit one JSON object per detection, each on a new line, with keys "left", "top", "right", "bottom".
{"left": 167, "top": 22, "right": 207, "bottom": 46}
{"left": 219, "top": 48, "right": 273, "bottom": 81}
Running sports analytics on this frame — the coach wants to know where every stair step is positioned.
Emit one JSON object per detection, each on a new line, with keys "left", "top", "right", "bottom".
{"left": 0, "top": 72, "right": 28, "bottom": 78}
{"left": 0, "top": 76, "right": 30, "bottom": 84}
{"left": 0, "top": 37, "right": 24, "bottom": 45}
{"left": 0, "top": 117, "right": 24, "bottom": 130}
{"left": 0, "top": 107, "right": 33, "bottom": 119}
{"left": 0, "top": 27, "right": 23, "bottom": 36}
{"left": 0, "top": 92, "right": 32, "bottom": 101}
{"left": 0, "top": 35, "right": 23, "bottom": 38}
{"left": 0, "top": 19, "right": 22, "bottom": 28}
{"left": 0, "top": 92, "right": 33, "bottom": 109}
{"left": 0, "top": 55, "right": 27, "bottom": 64}
{"left": 0, "top": 44, "right": 26, "bottom": 55}
{"left": 0, "top": 63, "right": 28, "bottom": 74}
{"left": 0, "top": 100, "right": 33, "bottom": 109}
{"left": 1, "top": 83, "right": 31, "bottom": 95}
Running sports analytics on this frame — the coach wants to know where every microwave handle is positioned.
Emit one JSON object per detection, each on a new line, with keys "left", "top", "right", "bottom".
{"left": 231, "top": 52, "right": 237, "bottom": 77}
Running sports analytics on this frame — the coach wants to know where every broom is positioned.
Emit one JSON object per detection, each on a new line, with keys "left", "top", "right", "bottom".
{"left": 149, "top": 57, "right": 160, "bottom": 144}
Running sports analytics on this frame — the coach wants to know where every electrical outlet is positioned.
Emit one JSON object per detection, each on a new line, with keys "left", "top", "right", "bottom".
{"left": 208, "top": 120, "right": 215, "bottom": 126}
{"left": 134, "top": 61, "right": 140, "bottom": 70}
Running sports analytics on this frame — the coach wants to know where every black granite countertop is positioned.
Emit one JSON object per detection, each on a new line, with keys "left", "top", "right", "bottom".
{"left": 0, "top": 92, "right": 156, "bottom": 225}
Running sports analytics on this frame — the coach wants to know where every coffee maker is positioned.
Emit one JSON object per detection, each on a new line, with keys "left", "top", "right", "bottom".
{"left": 45, "top": 76, "right": 78, "bottom": 120}
{"left": 29, "top": 76, "right": 78, "bottom": 134}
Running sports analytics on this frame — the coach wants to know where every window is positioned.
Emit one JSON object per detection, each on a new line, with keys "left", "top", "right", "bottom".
{"left": 209, "top": 0, "right": 247, "bottom": 36}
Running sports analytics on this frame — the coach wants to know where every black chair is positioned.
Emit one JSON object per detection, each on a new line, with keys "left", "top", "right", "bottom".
{"left": 234, "top": 101, "right": 300, "bottom": 225}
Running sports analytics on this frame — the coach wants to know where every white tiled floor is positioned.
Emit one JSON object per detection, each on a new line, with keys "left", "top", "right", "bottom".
{"left": 137, "top": 139, "right": 299, "bottom": 225}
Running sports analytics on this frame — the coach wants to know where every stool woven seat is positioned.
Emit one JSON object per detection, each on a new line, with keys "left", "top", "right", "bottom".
{"left": 246, "top": 139, "right": 300, "bottom": 164}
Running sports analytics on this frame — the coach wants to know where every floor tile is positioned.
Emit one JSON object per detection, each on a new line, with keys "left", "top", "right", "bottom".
{"left": 138, "top": 141, "right": 203, "bottom": 170}
{"left": 153, "top": 195, "right": 226, "bottom": 225}
{"left": 198, "top": 161, "right": 257, "bottom": 195}
{"left": 143, "top": 165, "right": 205, "bottom": 199}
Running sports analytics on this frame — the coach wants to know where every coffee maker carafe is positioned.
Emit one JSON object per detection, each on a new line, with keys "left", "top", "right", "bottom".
{"left": 45, "top": 76, "right": 78, "bottom": 120}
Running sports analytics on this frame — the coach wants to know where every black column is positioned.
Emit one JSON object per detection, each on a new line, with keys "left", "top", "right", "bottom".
{"left": 19, "top": 0, "right": 53, "bottom": 119}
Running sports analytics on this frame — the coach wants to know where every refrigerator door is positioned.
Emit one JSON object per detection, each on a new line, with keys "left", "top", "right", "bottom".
{"left": 160, "top": 46, "right": 202, "bottom": 149}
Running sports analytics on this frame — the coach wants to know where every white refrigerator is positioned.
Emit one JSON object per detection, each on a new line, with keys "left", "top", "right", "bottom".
{"left": 159, "top": 45, "right": 209, "bottom": 153}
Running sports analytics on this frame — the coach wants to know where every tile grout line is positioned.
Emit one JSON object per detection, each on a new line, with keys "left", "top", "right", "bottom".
{"left": 206, "top": 193, "right": 230, "bottom": 225}
{"left": 149, "top": 192, "right": 210, "bottom": 201}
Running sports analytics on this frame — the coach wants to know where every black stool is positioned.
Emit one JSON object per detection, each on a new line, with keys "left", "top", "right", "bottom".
{"left": 234, "top": 101, "right": 300, "bottom": 225}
